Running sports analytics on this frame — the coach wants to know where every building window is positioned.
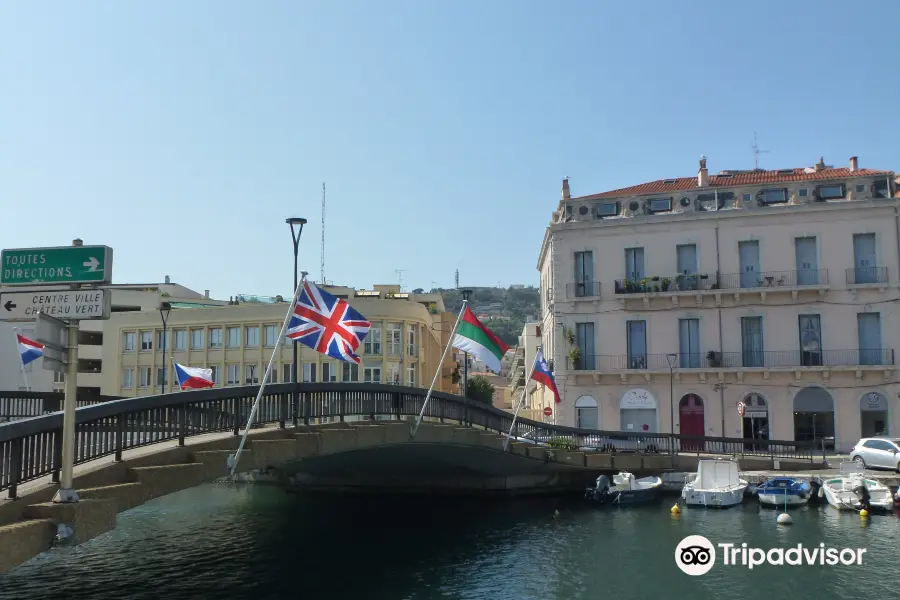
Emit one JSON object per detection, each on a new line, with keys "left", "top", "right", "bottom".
{"left": 856, "top": 184, "right": 865, "bottom": 193}
{"left": 798, "top": 188, "right": 808, "bottom": 197}
{"left": 386, "top": 323, "right": 402, "bottom": 356}
{"left": 302, "top": 362, "right": 317, "bottom": 382}
{"left": 407, "top": 326, "right": 417, "bottom": 356}
{"left": 226, "top": 364, "right": 240, "bottom": 385}
{"left": 226, "top": 327, "right": 240, "bottom": 348}
{"left": 575, "top": 322, "right": 595, "bottom": 370}
{"left": 365, "top": 327, "right": 382, "bottom": 355}
{"left": 678, "top": 318, "right": 700, "bottom": 368}
{"left": 760, "top": 188, "right": 787, "bottom": 204}
{"left": 342, "top": 362, "right": 359, "bottom": 382}
{"left": 156, "top": 367, "right": 168, "bottom": 387}
{"left": 190, "top": 328, "right": 204, "bottom": 350}
{"left": 140, "top": 331, "right": 152, "bottom": 351}
{"left": 322, "top": 363, "right": 336, "bottom": 382}
{"left": 595, "top": 201, "right": 618, "bottom": 217}
{"left": 264, "top": 325, "right": 278, "bottom": 347}
{"left": 209, "top": 328, "right": 223, "bottom": 349}
{"left": 156, "top": 331, "right": 170, "bottom": 351}
{"left": 173, "top": 329, "right": 187, "bottom": 351}
{"left": 742, "top": 193, "right": 751, "bottom": 202}
{"left": 407, "top": 365, "right": 417, "bottom": 386}
{"left": 798, "top": 314, "right": 822, "bottom": 366}
{"left": 266, "top": 367, "right": 276, "bottom": 384}
{"left": 858, "top": 313, "right": 883, "bottom": 365}
{"left": 741, "top": 316, "right": 764, "bottom": 368}
{"left": 53, "top": 371, "right": 65, "bottom": 384}
{"left": 209, "top": 364, "right": 220, "bottom": 385}
{"left": 282, "top": 363, "right": 293, "bottom": 383}
{"left": 123, "top": 332, "right": 136, "bottom": 352}
{"left": 817, "top": 184, "right": 844, "bottom": 200}
{"left": 245, "top": 326, "right": 259, "bottom": 348}
{"left": 245, "top": 364, "right": 259, "bottom": 384}
{"left": 626, "top": 320, "right": 647, "bottom": 369}
{"left": 625, "top": 247, "right": 644, "bottom": 281}
{"left": 387, "top": 363, "right": 401, "bottom": 385}
{"left": 364, "top": 364, "right": 382, "bottom": 383}
{"left": 122, "top": 368, "right": 134, "bottom": 388}
{"left": 139, "top": 367, "right": 151, "bottom": 387}
{"left": 574, "top": 251, "right": 594, "bottom": 297}
{"left": 647, "top": 197, "right": 673, "bottom": 213}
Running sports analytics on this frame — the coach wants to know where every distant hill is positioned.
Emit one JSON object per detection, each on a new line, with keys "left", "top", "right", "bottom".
{"left": 418, "top": 286, "right": 540, "bottom": 347}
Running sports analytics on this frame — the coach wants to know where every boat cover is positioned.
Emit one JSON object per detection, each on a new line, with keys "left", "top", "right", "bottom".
{"left": 697, "top": 460, "right": 740, "bottom": 489}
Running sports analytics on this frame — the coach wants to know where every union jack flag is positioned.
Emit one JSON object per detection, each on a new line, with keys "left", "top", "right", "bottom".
{"left": 285, "top": 280, "right": 371, "bottom": 364}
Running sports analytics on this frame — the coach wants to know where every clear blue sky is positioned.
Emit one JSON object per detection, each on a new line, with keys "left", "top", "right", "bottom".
{"left": 3, "top": 0, "right": 898, "bottom": 299}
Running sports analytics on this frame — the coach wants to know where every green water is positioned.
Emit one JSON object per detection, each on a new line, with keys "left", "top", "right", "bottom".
{"left": 1, "top": 484, "right": 897, "bottom": 599}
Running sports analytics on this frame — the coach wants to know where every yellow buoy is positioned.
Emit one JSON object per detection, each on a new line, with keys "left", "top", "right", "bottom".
{"left": 671, "top": 504, "right": 681, "bottom": 514}
{"left": 860, "top": 509, "right": 869, "bottom": 518}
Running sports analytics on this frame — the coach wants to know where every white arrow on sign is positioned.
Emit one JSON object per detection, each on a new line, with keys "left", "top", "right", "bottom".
{"left": 83, "top": 257, "right": 102, "bottom": 272}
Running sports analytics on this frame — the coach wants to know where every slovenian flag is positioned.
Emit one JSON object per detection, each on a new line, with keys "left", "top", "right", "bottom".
{"left": 531, "top": 350, "right": 561, "bottom": 404}
{"left": 17, "top": 334, "right": 44, "bottom": 366}
{"left": 173, "top": 362, "right": 215, "bottom": 390}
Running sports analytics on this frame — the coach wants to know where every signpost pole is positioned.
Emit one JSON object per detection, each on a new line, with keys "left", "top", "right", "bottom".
{"left": 53, "top": 320, "right": 80, "bottom": 503}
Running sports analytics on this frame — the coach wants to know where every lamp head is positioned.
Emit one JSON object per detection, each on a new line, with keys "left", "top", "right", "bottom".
{"left": 665, "top": 353, "right": 678, "bottom": 368}
{"left": 285, "top": 217, "right": 308, "bottom": 226}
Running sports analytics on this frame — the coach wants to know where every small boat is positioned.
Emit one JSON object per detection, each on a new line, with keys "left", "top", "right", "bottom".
{"left": 756, "top": 477, "right": 810, "bottom": 507}
{"left": 681, "top": 459, "right": 747, "bottom": 508}
{"left": 584, "top": 472, "right": 663, "bottom": 506}
{"left": 821, "top": 462, "right": 893, "bottom": 512}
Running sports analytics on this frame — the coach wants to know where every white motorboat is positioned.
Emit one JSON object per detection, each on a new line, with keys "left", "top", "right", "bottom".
{"left": 821, "top": 462, "right": 894, "bottom": 512}
{"left": 681, "top": 459, "right": 748, "bottom": 508}
{"left": 584, "top": 472, "right": 663, "bottom": 506}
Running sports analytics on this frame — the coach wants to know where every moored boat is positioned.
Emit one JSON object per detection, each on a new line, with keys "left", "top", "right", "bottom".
{"left": 681, "top": 459, "right": 747, "bottom": 508}
{"left": 821, "top": 462, "right": 893, "bottom": 512}
{"left": 756, "top": 477, "right": 810, "bottom": 507}
{"left": 584, "top": 472, "right": 663, "bottom": 506}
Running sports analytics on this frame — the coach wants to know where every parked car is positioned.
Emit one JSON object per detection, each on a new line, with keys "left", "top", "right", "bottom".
{"left": 848, "top": 437, "right": 900, "bottom": 472}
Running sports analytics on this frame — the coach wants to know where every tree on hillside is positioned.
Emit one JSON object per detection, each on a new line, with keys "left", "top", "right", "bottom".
{"left": 412, "top": 288, "right": 424, "bottom": 294}
{"left": 466, "top": 375, "right": 495, "bottom": 405}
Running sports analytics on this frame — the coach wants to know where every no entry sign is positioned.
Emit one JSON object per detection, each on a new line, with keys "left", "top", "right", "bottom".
{"left": 543, "top": 406, "right": 552, "bottom": 417}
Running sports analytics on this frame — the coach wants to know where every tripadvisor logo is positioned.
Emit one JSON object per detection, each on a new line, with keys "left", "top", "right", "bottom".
{"left": 674, "top": 535, "right": 867, "bottom": 575}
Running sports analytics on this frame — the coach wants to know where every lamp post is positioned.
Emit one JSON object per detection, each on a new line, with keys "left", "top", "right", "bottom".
{"left": 286, "top": 217, "right": 307, "bottom": 425}
{"left": 666, "top": 353, "right": 678, "bottom": 453}
{"left": 159, "top": 302, "right": 172, "bottom": 393}
{"left": 714, "top": 381, "right": 727, "bottom": 441}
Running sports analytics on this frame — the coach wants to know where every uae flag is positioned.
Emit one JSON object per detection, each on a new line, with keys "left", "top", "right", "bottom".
{"left": 452, "top": 307, "right": 511, "bottom": 373}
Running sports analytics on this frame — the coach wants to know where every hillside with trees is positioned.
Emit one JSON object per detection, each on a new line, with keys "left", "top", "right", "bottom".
{"left": 416, "top": 286, "right": 540, "bottom": 347}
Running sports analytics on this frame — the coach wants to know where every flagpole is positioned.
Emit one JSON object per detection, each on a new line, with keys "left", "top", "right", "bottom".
{"left": 12, "top": 327, "right": 30, "bottom": 391}
{"left": 229, "top": 271, "right": 308, "bottom": 478}
{"left": 502, "top": 354, "right": 539, "bottom": 451}
{"left": 410, "top": 299, "right": 468, "bottom": 438}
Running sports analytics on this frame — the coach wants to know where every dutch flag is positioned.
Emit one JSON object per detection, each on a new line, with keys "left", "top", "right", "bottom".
{"left": 173, "top": 361, "right": 215, "bottom": 390}
{"left": 17, "top": 334, "right": 44, "bottom": 367}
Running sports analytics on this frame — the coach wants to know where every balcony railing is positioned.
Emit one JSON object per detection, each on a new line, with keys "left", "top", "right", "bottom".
{"left": 566, "top": 281, "right": 601, "bottom": 298}
{"left": 846, "top": 266, "right": 888, "bottom": 285}
{"left": 614, "top": 274, "right": 714, "bottom": 295}
{"left": 716, "top": 269, "right": 829, "bottom": 290}
{"left": 565, "top": 349, "right": 895, "bottom": 371}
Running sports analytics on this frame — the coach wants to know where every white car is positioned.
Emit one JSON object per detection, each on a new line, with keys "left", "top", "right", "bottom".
{"left": 848, "top": 437, "right": 900, "bottom": 472}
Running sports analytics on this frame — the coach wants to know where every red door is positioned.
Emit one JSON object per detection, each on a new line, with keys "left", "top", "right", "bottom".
{"left": 679, "top": 394, "right": 705, "bottom": 452}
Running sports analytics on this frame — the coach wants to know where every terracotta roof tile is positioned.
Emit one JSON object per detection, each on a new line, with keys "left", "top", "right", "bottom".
{"left": 574, "top": 167, "right": 894, "bottom": 201}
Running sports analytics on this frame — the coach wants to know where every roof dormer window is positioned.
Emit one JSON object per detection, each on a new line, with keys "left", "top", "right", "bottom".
{"left": 647, "top": 197, "right": 673, "bottom": 213}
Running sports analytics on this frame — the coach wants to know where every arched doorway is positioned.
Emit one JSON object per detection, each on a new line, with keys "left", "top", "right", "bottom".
{"left": 741, "top": 393, "right": 769, "bottom": 440}
{"left": 679, "top": 394, "right": 705, "bottom": 450}
{"left": 620, "top": 388, "right": 657, "bottom": 433}
{"left": 575, "top": 395, "right": 599, "bottom": 430}
{"left": 793, "top": 386, "right": 835, "bottom": 450}
{"left": 860, "top": 392, "right": 889, "bottom": 437}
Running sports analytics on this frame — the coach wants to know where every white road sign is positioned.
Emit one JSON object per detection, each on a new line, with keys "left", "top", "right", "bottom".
{"left": 0, "top": 289, "right": 111, "bottom": 321}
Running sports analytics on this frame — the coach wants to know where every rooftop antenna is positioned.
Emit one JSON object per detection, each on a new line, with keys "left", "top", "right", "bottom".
{"left": 751, "top": 132, "right": 769, "bottom": 170}
{"left": 455, "top": 269, "right": 459, "bottom": 289}
{"left": 395, "top": 269, "right": 406, "bottom": 291}
{"left": 320, "top": 183, "right": 326, "bottom": 284}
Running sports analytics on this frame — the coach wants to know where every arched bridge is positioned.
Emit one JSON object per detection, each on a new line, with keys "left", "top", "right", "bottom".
{"left": 0, "top": 383, "right": 823, "bottom": 573}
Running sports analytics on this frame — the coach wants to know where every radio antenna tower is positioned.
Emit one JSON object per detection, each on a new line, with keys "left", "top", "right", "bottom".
{"left": 395, "top": 269, "right": 406, "bottom": 291}
{"left": 751, "top": 132, "right": 769, "bottom": 170}
{"left": 320, "top": 182, "right": 326, "bottom": 284}
{"left": 455, "top": 269, "right": 459, "bottom": 289}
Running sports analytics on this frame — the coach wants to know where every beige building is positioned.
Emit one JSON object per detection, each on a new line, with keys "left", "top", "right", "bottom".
{"left": 538, "top": 155, "right": 897, "bottom": 452}
{"left": 507, "top": 322, "right": 550, "bottom": 421}
{"left": 100, "top": 284, "right": 456, "bottom": 397}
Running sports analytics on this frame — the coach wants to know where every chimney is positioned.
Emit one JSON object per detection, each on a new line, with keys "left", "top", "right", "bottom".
{"left": 697, "top": 156, "right": 709, "bottom": 188}
{"left": 561, "top": 177, "right": 571, "bottom": 200}
{"left": 849, "top": 156, "right": 858, "bottom": 172}
{"left": 204, "top": 289, "right": 210, "bottom": 298}
{"left": 72, "top": 238, "right": 83, "bottom": 247}
{"left": 164, "top": 275, "right": 170, "bottom": 284}
{"left": 815, "top": 157, "right": 826, "bottom": 172}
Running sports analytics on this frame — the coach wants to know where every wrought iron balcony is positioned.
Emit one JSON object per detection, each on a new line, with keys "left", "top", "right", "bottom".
{"left": 565, "top": 349, "right": 895, "bottom": 371}
{"left": 614, "top": 274, "right": 714, "bottom": 295}
{"left": 716, "top": 269, "right": 829, "bottom": 290}
{"left": 845, "top": 266, "right": 888, "bottom": 285}
{"left": 566, "top": 281, "right": 601, "bottom": 298}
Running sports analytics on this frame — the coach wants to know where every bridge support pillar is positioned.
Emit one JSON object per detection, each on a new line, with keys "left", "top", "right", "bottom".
{"left": 24, "top": 498, "right": 116, "bottom": 546}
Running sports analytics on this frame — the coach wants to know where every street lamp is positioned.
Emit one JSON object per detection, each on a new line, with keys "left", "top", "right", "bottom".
{"left": 666, "top": 353, "right": 678, "bottom": 452}
{"left": 714, "top": 381, "right": 727, "bottom": 440}
{"left": 159, "top": 302, "right": 172, "bottom": 393}
{"left": 286, "top": 217, "right": 307, "bottom": 425}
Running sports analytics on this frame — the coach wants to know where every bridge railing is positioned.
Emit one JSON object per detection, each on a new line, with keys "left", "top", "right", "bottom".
{"left": 0, "top": 384, "right": 819, "bottom": 499}
{"left": 0, "top": 391, "right": 123, "bottom": 422}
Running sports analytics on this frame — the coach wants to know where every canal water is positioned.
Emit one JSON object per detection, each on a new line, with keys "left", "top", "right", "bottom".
{"left": 1, "top": 483, "right": 898, "bottom": 600}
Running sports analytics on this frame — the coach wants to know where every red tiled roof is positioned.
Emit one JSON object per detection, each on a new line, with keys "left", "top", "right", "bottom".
{"left": 574, "top": 167, "right": 894, "bottom": 201}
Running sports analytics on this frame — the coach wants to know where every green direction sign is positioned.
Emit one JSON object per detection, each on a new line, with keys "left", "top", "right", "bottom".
{"left": 1, "top": 245, "right": 113, "bottom": 285}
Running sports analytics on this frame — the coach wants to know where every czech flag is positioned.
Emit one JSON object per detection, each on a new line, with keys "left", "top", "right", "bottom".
{"left": 17, "top": 334, "right": 44, "bottom": 366}
{"left": 173, "top": 362, "right": 215, "bottom": 390}
{"left": 531, "top": 350, "right": 561, "bottom": 404}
